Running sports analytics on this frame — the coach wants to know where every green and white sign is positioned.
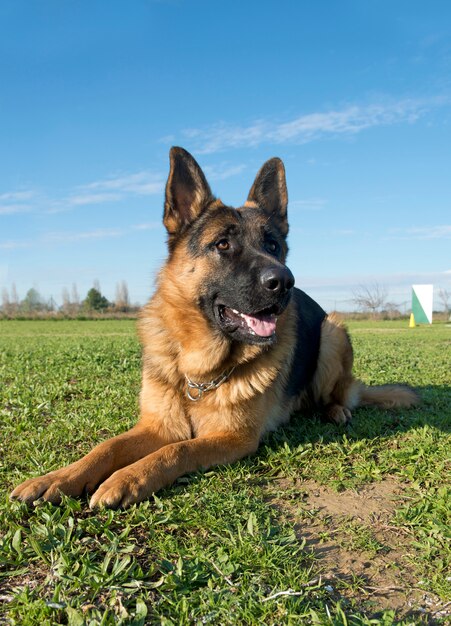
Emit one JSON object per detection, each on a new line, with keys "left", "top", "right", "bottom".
{"left": 412, "top": 284, "right": 433, "bottom": 324}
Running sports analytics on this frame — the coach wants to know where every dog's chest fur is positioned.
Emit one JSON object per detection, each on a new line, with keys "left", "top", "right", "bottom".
{"left": 139, "top": 286, "right": 326, "bottom": 440}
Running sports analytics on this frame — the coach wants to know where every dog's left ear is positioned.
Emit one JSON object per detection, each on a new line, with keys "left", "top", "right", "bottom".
{"left": 247, "top": 158, "right": 288, "bottom": 236}
{"left": 164, "top": 147, "right": 214, "bottom": 243}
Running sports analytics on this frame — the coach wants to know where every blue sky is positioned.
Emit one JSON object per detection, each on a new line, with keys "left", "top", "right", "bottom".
{"left": 1, "top": 0, "right": 450, "bottom": 311}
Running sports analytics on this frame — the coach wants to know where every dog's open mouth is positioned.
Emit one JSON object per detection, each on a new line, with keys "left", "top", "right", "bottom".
{"left": 216, "top": 303, "right": 279, "bottom": 341}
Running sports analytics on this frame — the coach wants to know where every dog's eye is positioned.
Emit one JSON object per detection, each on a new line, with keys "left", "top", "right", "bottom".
{"left": 266, "top": 239, "right": 280, "bottom": 255}
{"left": 216, "top": 239, "right": 230, "bottom": 251}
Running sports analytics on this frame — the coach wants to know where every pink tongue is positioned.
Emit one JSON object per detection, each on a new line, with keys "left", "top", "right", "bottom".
{"left": 242, "top": 313, "right": 277, "bottom": 337}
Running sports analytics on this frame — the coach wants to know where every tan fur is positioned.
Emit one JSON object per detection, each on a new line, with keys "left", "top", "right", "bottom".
{"left": 306, "top": 314, "right": 417, "bottom": 424}
{"left": 358, "top": 385, "right": 418, "bottom": 408}
{"left": 11, "top": 151, "right": 418, "bottom": 509}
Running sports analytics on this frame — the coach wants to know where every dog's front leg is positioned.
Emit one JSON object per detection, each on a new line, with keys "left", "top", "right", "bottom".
{"left": 10, "top": 422, "right": 182, "bottom": 506}
{"left": 89, "top": 431, "right": 259, "bottom": 509}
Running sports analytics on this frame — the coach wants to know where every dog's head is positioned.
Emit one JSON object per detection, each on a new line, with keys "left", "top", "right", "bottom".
{"left": 163, "top": 147, "right": 294, "bottom": 346}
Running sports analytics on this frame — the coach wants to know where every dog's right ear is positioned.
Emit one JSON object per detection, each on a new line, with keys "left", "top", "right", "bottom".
{"left": 163, "top": 147, "right": 214, "bottom": 243}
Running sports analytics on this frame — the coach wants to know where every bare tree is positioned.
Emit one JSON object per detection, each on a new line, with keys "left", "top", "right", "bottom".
{"left": 71, "top": 283, "right": 80, "bottom": 309}
{"left": 47, "top": 296, "right": 57, "bottom": 312}
{"left": 10, "top": 283, "right": 19, "bottom": 316}
{"left": 438, "top": 288, "right": 450, "bottom": 317}
{"left": 2, "top": 284, "right": 20, "bottom": 317}
{"left": 352, "top": 283, "right": 388, "bottom": 317}
{"left": 61, "top": 283, "right": 81, "bottom": 316}
{"left": 1, "top": 287, "right": 10, "bottom": 316}
{"left": 115, "top": 280, "right": 130, "bottom": 312}
{"left": 383, "top": 301, "right": 402, "bottom": 320}
{"left": 61, "top": 287, "right": 71, "bottom": 315}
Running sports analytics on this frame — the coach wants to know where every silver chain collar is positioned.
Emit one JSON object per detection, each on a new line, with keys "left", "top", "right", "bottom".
{"left": 185, "top": 366, "right": 236, "bottom": 402}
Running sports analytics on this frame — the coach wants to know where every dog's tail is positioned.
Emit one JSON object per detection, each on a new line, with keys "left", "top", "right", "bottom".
{"left": 356, "top": 383, "right": 419, "bottom": 409}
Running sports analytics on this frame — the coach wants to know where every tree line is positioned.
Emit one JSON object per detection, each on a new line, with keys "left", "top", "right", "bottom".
{"left": 1, "top": 281, "right": 449, "bottom": 320}
{"left": 1, "top": 280, "right": 140, "bottom": 318}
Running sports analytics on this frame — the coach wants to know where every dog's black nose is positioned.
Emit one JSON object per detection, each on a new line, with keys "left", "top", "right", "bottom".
{"left": 260, "top": 267, "right": 295, "bottom": 294}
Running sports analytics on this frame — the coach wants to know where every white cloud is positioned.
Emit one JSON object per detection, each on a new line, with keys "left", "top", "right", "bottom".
{"left": 53, "top": 172, "right": 165, "bottom": 208}
{"left": 0, "top": 239, "right": 32, "bottom": 250}
{"left": 44, "top": 228, "right": 124, "bottom": 243}
{"left": 0, "top": 204, "right": 33, "bottom": 215}
{"left": 0, "top": 191, "right": 36, "bottom": 202}
{"left": 290, "top": 198, "right": 326, "bottom": 211}
{"left": 0, "top": 190, "right": 38, "bottom": 215}
{"left": 82, "top": 171, "right": 164, "bottom": 196}
{"left": 159, "top": 134, "right": 176, "bottom": 144}
{"left": 336, "top": 229, "right": 356, "bottom": 236}
{"left": 131, "top": 222, "right": 162, "bottom": 231}
{"left": 405, "top": 225, "right": 451, "bottom": 239}
{"left": 178, "top": 97, "right": 445, "bottom": 154}
{"left": 389, "top": 224, "right": 451, "bottom": 239}
{"left": 203, "top": 163, "right": 247, "bottom": 181}
{"left": 39, "top": 171, "right": 165, "bottom": 211}
{"left": 68, "top": 192, "right": 123, "bottom": 206}
{"left": 1, "top": 222, "right": 162, "bottom": 250}
{"left": 1, "top": 172, "right": 165, "bottom": 215}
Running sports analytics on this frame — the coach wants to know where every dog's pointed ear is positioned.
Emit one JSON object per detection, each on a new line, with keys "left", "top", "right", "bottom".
{"left": 247, "top": 158, "right": 288, "bottom": 235}
{"left": 164, "top": 147, "right": 214, "bottom": 241}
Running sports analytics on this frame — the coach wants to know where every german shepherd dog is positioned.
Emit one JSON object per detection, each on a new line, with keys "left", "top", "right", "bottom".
{"left": 11, "top": 148, "right": 418, "bottom": 508}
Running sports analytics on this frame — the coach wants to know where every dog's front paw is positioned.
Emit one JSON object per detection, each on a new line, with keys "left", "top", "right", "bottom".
{"left": 10, "top": 468, "right": 88, "bottom": 506}
{"left": 326, "top": 404, "right": 352, "bottom": 425}
{"left": 89, "top": 469, "right": 149, "bottom": 509}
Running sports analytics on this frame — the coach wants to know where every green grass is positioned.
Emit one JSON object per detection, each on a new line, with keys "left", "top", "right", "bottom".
{"left": 0, "top": 319, "right": 450, "bottom": 625}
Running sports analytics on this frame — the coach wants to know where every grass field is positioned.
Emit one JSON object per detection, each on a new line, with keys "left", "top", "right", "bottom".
{"left": 0, "top": 319, "right": 450, "bottom": 625}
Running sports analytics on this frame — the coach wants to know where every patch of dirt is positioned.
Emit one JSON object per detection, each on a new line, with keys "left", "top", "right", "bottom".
{"left": 267, "top": 477, "right": 449, "bottom": 623}
{"left": 300, "top": 477, "right": 402, "bottom": 521}
{"left": 0, "top": 561, "right": 49, "bottom": 605}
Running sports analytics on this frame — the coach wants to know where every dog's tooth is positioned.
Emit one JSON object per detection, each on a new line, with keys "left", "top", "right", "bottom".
{"left": 232, "top": 309, "right": 239, "bottom": 314}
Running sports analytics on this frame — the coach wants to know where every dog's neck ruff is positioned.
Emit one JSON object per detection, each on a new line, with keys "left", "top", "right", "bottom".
{"left": 185, "top": 366, "right": 236, "bottom": 402}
